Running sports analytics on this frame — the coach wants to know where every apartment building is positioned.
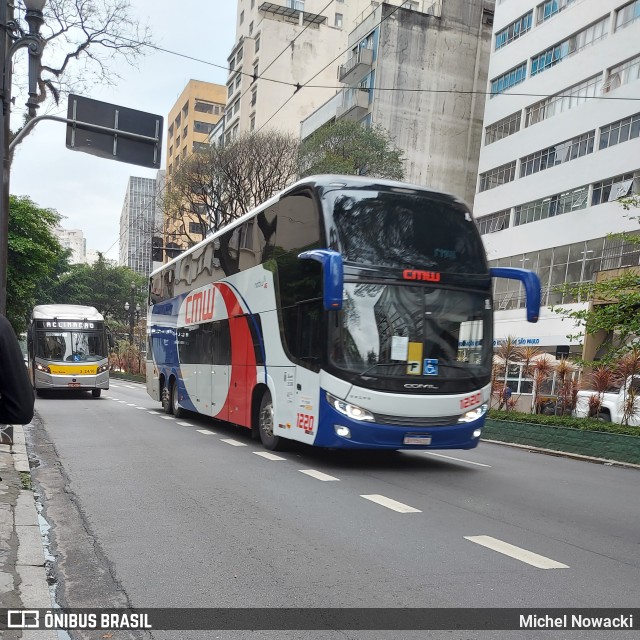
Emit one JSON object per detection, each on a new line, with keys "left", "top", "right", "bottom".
{"left": 473, "top": 0, "right": 640, "bottom": 365}
{"left": 54, "top": 228, "right": 86, "bottom": 264}
{"left": 119, "top": 176, "right": 158, "bottom": 276}
{"left": 300, "top": 0, "right": 494, "bottom": 206}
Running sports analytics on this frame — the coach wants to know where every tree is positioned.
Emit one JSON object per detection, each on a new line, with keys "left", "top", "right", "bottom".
{"left": 298, "top": 120, "right": 405, "bottom": 180}
{"left": 12, "top": 0, "right": 152, "bottom": 148}
{"left": 553, "top": 196, "right": 640, "bottom": 363}
{"left": 164, "top": 130, "right": 300, "bottom": 249}
{"left": 39, "top": 253, "right": 146, "bottom": 324}
{"left": 7, "top": 195, "right": 68, "bottom": 333}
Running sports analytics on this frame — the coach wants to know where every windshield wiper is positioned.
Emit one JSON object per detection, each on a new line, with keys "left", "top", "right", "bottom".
{"left": 357, "top": 362, "right": 403, "bottom": 379}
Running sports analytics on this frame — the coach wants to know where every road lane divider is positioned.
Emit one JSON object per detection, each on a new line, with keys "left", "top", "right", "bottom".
{"left": 423, "top": 452, "right": 491, "bottom": 467}
{"left": 196, "top": 429, "right": 216, "bottom": 435}
{"left": 360, "top": 494, "right": 421, "bottom": 513}
{"left": 464, "top": 535, "right": 569, "bottom": 569}
{"left": 177, "top": 422, "right": 194, "bottom": 427}
{"left": 299, "top": 470, "right": 339, "bottom": 482}
{"left": 220, "top": 438, "right": 248, "bottom": 447}
{"left": 253, "top": 452, "right": 286, "bottom": 461}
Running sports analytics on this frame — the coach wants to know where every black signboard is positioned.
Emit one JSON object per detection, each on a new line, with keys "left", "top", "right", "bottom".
{"left": 65, "top": 94, "right": 163, "bottom": 169}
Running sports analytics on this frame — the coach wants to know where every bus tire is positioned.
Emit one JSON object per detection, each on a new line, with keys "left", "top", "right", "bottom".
{"left": 172, "top": 382, "right": 186, "bottom": 418}
{"left": 91, "top": 389, "right": 101, "bottom": 398}
{"left": 258, "top": 391, "right": 284, "bottom": 451}
{"left": 162, "top": 380, "right": 174, "bottom": 415}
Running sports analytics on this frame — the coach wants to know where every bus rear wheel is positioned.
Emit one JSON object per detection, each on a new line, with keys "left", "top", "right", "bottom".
{"left": 91, "top": 389, "right": 101, "bottom": 398}
{"left": 258, "top": 391, "right": 284, "bottom": 451}
{"left": 162, "top": 381, "right": 174, "bottom": 414}
{"left": 171, "top": 382, "right": 186, "bottom": 419}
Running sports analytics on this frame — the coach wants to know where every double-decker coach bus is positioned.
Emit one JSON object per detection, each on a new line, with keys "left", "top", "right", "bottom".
{"left": 147, "top": 175, "right": 540, "bottom": 451}
{"left": 28, "top": 305, "right": 111, "bottom": 397}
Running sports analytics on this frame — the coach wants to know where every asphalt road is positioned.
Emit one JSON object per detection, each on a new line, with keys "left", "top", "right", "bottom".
{"left": 25, "top": 381, "right": 640, "bottom": 640}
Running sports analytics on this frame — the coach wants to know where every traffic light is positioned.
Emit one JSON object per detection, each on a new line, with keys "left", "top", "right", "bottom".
{"left": 152, "top": 237, "right": 163, "bottom": 262}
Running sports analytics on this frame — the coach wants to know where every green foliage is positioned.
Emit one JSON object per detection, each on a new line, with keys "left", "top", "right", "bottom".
{"left": 39, "top": 253, "right": 146, "bottom": 325}
{"left": 488, "top": 409, "right": 640, "bottom": 436}
{"left": 7, "top": 196, "right": 68, "bottom": 333}
{"left": 299, "top": 121, "right": 405, "bottom": 180}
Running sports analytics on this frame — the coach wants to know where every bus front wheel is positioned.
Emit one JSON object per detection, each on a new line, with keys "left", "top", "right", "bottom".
{"left": 258, "top": 392, "right": 284, "bottom": 451}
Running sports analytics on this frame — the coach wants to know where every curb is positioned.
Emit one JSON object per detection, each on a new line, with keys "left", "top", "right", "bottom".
{"left": 1, "top": 423, "right": 57, "bottom": 639}
{"left": 481, "top": 437, "right": 640, "bottom": 470}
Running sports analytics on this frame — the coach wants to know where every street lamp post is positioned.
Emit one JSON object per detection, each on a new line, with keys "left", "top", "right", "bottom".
{"left": 0, "top": 0, "right": 47, "bottom": 316}
{"left": 124, "top": 282, "right": 136, "bottom": 345}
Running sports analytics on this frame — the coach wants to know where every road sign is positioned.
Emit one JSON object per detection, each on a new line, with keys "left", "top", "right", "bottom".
{"left": 65, "top": 94, "right": 163, "bottom": 169}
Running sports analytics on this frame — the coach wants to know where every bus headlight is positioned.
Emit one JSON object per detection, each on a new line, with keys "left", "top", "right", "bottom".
{"left": 458, "top": 403, "right": 488, "bottom": 423}
{"left": 98, "top": 364, "right": 109, "bottom": 373}
{"left": 35, "top": 363, "right": 51, "bottom": 374}
{"left": 326, "top": 393, "right": 374, "bottom": 421}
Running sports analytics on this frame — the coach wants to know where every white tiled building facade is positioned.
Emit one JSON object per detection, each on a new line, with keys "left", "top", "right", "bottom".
{"left": 474, "top": 0, "right": 640, "bottom": 357}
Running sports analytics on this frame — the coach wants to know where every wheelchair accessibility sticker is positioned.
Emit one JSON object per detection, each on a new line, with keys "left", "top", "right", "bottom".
{"left": 423, "top": 359, "right": 438, "bottom": 376}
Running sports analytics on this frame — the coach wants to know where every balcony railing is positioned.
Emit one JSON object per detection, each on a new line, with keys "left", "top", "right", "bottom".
{"left": 338, "top": 47, "right": 374, "bottom": 84}
{"left": 336, "top": 88, "right": 370, "bottom": 122}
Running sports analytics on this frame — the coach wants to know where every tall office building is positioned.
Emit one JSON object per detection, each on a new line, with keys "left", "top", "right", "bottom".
{"left": 473, "top": 0, "right": 640, "bottom": 366}
{"left": 119, "top": 176, "right": 158, "bottom": 275}
{"left": 301, "top": 0, "right": 493, "bottom": 205}
{"left": 55, "top": 228, "right": 86, "bottom": 264}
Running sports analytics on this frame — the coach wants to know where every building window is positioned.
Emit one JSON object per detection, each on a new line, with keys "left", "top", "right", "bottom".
{"left": 531, "top": 17, "right": 609, "bottom": 76}
{"left": 253, "top": 62, "right": 259, "bottom": 81}
{"left": 240, "top": 10, "right": 244, "bottom": 24}
{"left": 592, "top": 172, "right": 637, "bottom": 205}
{"left": 406, "top": 1, "right": 419, "bottom": 10}
{"left": 525, "top": 74, "right": 602, "bottom": 127}
{"left": 495, "top": 11, "right": 533, "bottom": 50}
{"left": 250, "top": 115, "right": 256, "bottom": 131}
{"left": 189, "top": 222, "right": 205, "bottom": 235}
{"left": 193, "top": 141, "right": 209, "bottom": 153}
{"left": 286, "top": 0, "right": 304, "bottom": 10}
{"left": 251, "top": 89, "right": 257, "bottom": 107}
{"left": 335, "top": 13, "right": 343, "bottom": 27}
{"left": 249, "top": 20, "right": 253, "bottom": 34}
{"left": 227, "top": 83, "right": 234, "bottom": 98}
{"left": 476, "top": 209, "right": 511, "bottom": 235}
{"left": 183, "top": 125, "right": 188, "bottom": 139}
{"left": 168, "top": 123, "right": 174, "bottom": 139}
{"left": 169, "top": 145, "right": 173, "bottom": 158}
{"left": 195, "top": 100, "right": 214, "bottom": 114}
{"left": 235, "top": 74, "right": 241, "bottom": 90}
{"left": 603, "top": 54, "right": 640, "bottom": 94}
{"left": 484, "top": 111, "right": 521, "bottom": 145}
{"left": 479, "top": 161, "right": 517, "bottom": 192}
{"left": 536, "top": 0, "right": 577, "bottom": 24}
{"left": 599, "top": 112, "right": 640, "bottom": 150}
{"left": 251, "top": 0, "right": 255, "bottom": 7}
{"left": 176, "top": 135, "right": 181, "bottom": 148}
{"left": 615, "top": 0, "right": 640, "bottom": 29}
{"left": 255, "top": 35, "right": 260, "bottom": 52}
{"left": 194, "top": 121, "right": 216, "bottom": 135}
{"left": 237, "top": 48, "right": 243, "bottom": 63}
{"left": 514, "top": 186, "right": 588, "bottom": 226}
{"left": 520, "top": 131, "right": 595, "bottom": 177}
{"left": 490, "top": 62, "right": 527, "bottom": 96}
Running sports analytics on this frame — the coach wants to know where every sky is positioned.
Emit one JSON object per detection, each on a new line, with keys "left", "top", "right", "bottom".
{"left": 10, "top": 0, "right": 238, "bottom": 260}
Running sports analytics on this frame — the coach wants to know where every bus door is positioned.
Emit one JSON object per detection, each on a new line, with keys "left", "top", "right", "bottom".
{"left": 209, "top": 320, "right": 230, "bottom": 421}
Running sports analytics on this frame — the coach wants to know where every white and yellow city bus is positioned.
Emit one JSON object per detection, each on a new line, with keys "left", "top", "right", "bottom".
{"left": 27, "top": 304, "right": 111, "bottom": 397}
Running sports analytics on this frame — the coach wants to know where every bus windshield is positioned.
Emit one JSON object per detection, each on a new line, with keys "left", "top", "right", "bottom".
{"left": 36, "top": 330, "right": 107, "bottom": 362}
{"left": 327, "top": 189, "right": 487, "bottom": 273}
{"left": 330, "top": 283, "right": 491, "bottom": 382}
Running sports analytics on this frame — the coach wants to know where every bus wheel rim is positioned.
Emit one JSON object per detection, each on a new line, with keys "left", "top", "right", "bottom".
{"left": 260, "top": 402, "right": 274, "bottom": 437}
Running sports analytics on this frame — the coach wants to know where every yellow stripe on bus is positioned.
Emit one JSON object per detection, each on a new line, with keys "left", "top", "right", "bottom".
{"left": 48, "top": 365, "right": 98, "bottom": 375}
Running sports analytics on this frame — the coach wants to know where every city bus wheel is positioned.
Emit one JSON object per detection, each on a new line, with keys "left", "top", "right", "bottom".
{"left": 162, "top": 381, "right": 174, "bottom": 414}
{"left": 91, "top": 389, "right": 101, "bottom": 398}
{"left": 258, "top": 392, "right": 283, "bottom": 451}
{"left": 171, "top": 382, "right": 186, "bottom": 419}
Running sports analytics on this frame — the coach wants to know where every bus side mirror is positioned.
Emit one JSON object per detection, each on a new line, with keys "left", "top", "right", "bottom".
{"left": 298, "top": 249, "right": 344, "bottom": 311}
{"left": 107, "top": 331, "right": 115, "bottom": 349}
{"left": 490, "top": 267, "right": 541, "bottom": 323}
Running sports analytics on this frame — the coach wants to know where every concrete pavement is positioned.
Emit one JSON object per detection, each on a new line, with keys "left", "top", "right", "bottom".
{"left": 0, "top": 423, "right": 56, "bottom": 639}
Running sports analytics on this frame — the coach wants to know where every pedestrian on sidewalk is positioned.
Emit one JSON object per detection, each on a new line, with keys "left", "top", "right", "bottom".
{"left": 0, "top": 314, "right": 34, "bottom": 426}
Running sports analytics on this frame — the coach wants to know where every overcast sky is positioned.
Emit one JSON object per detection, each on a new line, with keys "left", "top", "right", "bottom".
{"left": 10, "top": 0, "right": 237, "bottom": 260}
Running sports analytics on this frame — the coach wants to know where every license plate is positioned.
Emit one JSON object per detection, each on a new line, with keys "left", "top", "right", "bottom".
{"left": 68, "top": 382, "right": 81, "bottom": 388}
{"left": 404, "top": 435, "right": 432, "bottom": 445}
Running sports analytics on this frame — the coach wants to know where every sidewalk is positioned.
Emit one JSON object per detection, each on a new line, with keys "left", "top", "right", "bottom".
{"left": 0, "top": 423, "right": 57, "bottom": 639}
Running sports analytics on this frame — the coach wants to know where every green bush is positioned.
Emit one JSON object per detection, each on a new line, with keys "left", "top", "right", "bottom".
{"left": 488, "top": 409, "right": 640, "bottom": 437}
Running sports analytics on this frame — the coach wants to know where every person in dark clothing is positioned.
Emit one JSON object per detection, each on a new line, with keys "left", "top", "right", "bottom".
{"left": 0, "top": 314, "right": 34, "bottom": 425}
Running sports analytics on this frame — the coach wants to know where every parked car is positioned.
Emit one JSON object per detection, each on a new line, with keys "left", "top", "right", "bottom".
{"left": 574, "top": 376, "right": 640, "bottom": 424}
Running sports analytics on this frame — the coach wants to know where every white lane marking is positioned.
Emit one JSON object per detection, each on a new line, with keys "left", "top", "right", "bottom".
{"left": 177, "top": 421, "right": 194, "bottom": 426}
{"left": 135, "top": 407, "right": 146, "bottom": 410}
{"left": 220, "top": 438, "right": 248, "bottom": 447}
{"left": 147, "top": 411, "right": 161, "bottom": 415}
{"left": 160, "top": 416, "right": 175, "bottom": 420}
{"left": 126, "top": 403, "right": 136, "bottom": 406}
{"left": 110, "top": 384, "right": 119, "bottom": 387}
{"left": 300, "top": 469, "right": 339, "bottom": 482}
{"left": 196, "top": 429, "right": 216, "bottom": 435}
{"left": 464, "top": 536, "right": 569, "bottom": 569}
{"left": 253, "top": 451, "right": 286, "bottom": 461}
{"left": 360, "top": 494, "right": 421, "bottom": 513}
{"left": 125, "top": 385, "right": 137, "bottom": 389}
{"left": 117, "top": 400, "right": 127, "bottom": 404}
{"left": 423, "top": 452, "right": 491, "bottom": 467}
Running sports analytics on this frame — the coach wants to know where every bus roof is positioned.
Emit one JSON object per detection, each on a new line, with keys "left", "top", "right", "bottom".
{"left": 32, "top": 304, "right": 104, "bottom": 321}
{"left": 150, "top": 174, "right": 468, "bottom": 277}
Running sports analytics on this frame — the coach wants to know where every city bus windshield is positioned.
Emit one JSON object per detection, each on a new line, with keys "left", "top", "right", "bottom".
{"left": 329, "top": 283, "right": 491, "bottom": 383}
{"left": 327, "top": 189, "right": 487, "bottom": 273}
{"left": 36, "top": 330, "right": 107, "bottom": 362}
